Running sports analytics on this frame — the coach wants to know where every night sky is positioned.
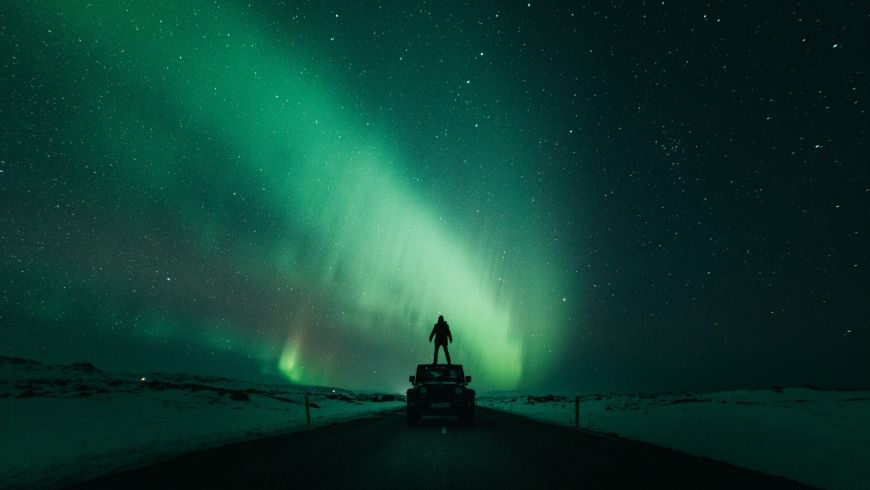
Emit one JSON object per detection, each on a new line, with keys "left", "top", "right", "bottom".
{"left": 1, "top": 1, "right": 867, "bottom": 393}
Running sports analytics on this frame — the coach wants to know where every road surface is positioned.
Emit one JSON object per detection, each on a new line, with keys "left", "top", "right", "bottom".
{"left": 66, "top": 408, "right": 811, "bottom": 489}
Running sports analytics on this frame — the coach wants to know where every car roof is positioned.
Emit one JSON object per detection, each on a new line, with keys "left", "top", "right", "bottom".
{"left": 415, "top": 364, "right": 465, "bottom": 378}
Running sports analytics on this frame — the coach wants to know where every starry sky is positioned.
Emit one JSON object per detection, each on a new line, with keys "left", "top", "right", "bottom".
{"left": 1, "top": 1, "right": 867, "bottom": 393}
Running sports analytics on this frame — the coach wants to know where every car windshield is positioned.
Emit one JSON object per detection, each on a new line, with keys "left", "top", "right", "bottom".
{"left": 418, "top": 366, "right": 462, "bottom": 382}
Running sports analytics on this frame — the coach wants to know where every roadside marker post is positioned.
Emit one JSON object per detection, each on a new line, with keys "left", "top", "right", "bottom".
{"left": 305, "top": 394, "right": 311, "bottom": 425}
{"left": 575, "top": 396, "right": 580, "bottom": 429}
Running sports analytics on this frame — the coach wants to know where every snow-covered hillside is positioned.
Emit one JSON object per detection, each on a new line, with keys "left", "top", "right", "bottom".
{"left": 479, "top": 389, "right": 870, "bottom": 490}
{"left": 0, "top": 357, "right": 403, "bottom": 489}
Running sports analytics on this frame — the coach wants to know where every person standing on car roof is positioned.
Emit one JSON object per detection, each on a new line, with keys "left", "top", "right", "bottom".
{"left": 429, "top": 315, "right": 452, "bottom": 365}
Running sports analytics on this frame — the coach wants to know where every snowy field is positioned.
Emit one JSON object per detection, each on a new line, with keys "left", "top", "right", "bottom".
{"left": 479, "top": 388, "right": 870, "bottom": 490}
{"left": 0, "top": 357, "right": 403, "bottom": 489}
{"left": 3, "top": 355, "right": 868, "bottom": 490}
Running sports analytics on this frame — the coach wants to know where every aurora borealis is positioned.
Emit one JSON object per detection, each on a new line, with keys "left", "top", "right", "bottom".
{"left": 1, "top": 2, "right": 867, "bottom": 393}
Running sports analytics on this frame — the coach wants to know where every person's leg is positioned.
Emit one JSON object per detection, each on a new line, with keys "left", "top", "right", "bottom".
{"left": 433, "top": 343, "right": 439, "bottom": 364}
{"left": 443, "top": 343, "right": 451, "bottom": 365}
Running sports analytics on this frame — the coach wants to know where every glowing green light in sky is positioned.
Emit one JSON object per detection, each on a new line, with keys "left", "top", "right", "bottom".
{"left": 13, "top": 0, "right": 572, "bottom": 390}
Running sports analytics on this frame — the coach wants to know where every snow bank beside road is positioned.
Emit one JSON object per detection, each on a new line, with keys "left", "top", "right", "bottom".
{"left": 479, "top": 389, "right": 870, "bottom": 490}
{"left": 0, "top": 357, "right": 403, "bottom": 489}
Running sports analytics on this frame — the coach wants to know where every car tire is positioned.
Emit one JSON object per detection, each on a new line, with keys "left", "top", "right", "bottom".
{"left": 406, "top": 408, "right": 419, "bottom": 427}
{"left": 462, "top": 407, "right": 475, "bottom": 427}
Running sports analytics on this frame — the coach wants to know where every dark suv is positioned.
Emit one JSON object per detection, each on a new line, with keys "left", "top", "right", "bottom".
{"left": 406, "top": 364, "right": 475, "bottom": 426}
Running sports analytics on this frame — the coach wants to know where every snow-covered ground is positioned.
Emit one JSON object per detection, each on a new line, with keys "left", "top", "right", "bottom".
{"left": 0, "top": 357, "right": 404, "bottom": 489}
{"left": 4, "top": 355, "right": 868, "bottom": 490}
{"left": 479, "top": 389, "right": 870, "bottom": 490}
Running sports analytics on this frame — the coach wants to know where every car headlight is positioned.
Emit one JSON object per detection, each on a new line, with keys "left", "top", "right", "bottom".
{"left": 454, "top": 386, "right": 463, "bottom": 395}
{"left": 419, "top": 386, "right": 427, "bottom": 395}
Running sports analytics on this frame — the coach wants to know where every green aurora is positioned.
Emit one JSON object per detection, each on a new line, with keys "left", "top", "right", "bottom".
{"left": 2, "top": 0, "right": 573, "bottom": 390}
{"left": 6, "top": 1, "right": 865, "bottom": 394}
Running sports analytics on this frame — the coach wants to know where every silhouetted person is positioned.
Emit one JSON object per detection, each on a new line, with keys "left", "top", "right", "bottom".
{"left": 429, "top": 315, "right": 452, "bottom": 364}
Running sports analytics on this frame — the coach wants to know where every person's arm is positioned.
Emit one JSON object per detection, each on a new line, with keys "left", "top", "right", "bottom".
{"left": 429, "top": 325, "right": 435, "bottom": 342}
{"left": 447, "top": 325, "right": 453, "bottom": 343}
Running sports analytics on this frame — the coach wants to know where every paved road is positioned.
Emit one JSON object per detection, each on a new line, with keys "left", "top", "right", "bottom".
{"left": 66, "top": 408, "right": 811, "bottom": 489}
